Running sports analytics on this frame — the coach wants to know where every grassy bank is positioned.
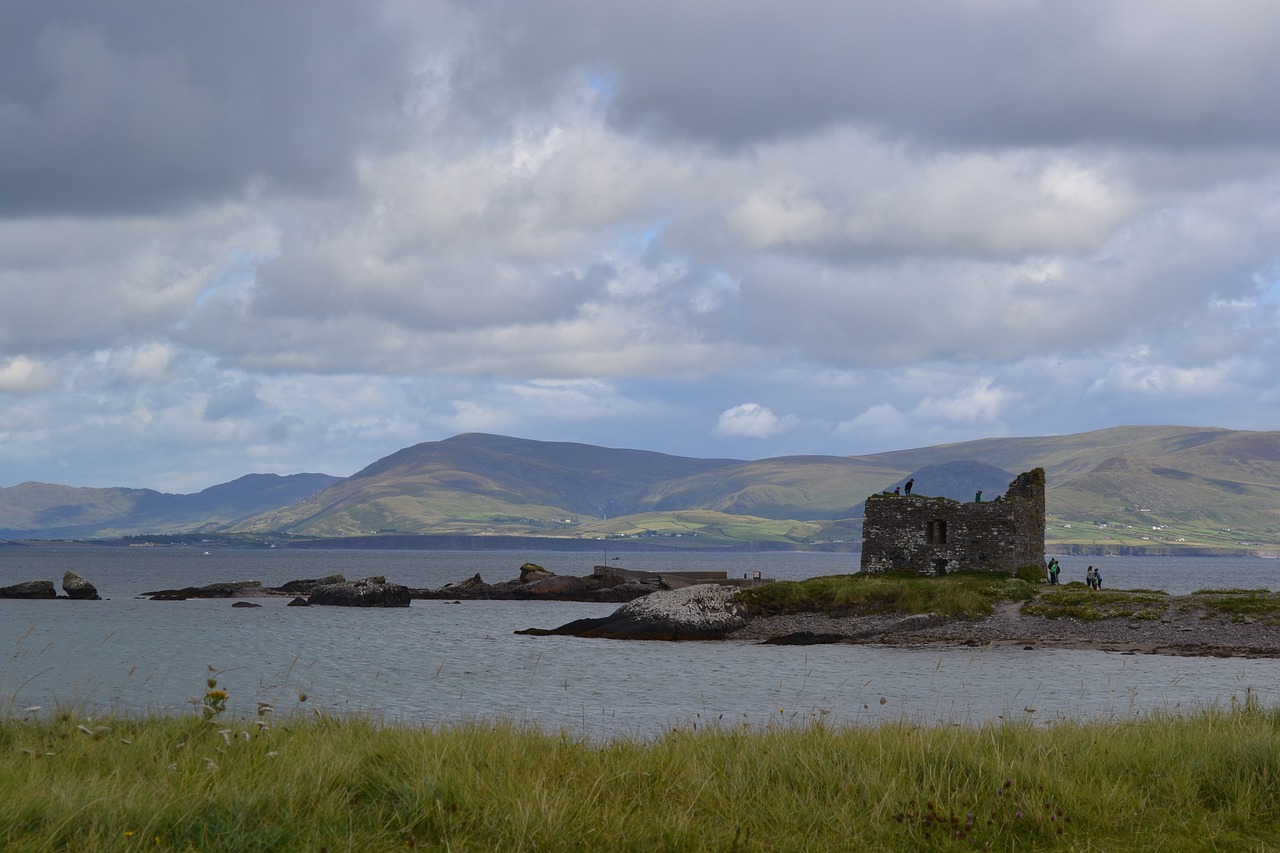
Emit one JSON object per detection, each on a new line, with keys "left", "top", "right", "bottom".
{"left": 737, "top": 572, "right": 1280, "bottom": 628}
{"left": 5, "top": 701, "right": 1280, "bottom": 851}
{"left": 737, "top": 571, "right": 1040, "bottom": 619}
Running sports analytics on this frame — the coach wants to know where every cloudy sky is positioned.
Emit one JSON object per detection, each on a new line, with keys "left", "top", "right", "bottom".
{"left": 2, "top": 0, "right": 1278, "bottom": 492}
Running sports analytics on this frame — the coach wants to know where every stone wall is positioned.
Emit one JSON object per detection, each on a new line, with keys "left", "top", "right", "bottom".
{"left": 859, "top": 468, "right": 1045, "bottom": 576}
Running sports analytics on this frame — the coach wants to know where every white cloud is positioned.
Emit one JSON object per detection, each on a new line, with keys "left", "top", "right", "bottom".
{"left": 0, "top": 356, "right": 59, "bottom": 395}
{"left": 715, "top": 403, "right": 798, "bottom": 439}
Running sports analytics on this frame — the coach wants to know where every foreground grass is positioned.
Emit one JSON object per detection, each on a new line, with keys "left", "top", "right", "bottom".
{"left": 6, "top": 703, "right": 1280, "bottom": 851}
{"left": 737, "top": 571, "right": 1039, "bottom": 619}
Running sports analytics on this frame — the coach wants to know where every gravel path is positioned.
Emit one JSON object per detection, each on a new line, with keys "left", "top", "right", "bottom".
{"left": 727, "top": 601, "right": 1280, "bottom": 658}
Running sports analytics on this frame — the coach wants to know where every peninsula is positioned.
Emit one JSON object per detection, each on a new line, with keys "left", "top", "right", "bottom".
{"left": 518, "top": 575, "right": 1280, "bottom": 658}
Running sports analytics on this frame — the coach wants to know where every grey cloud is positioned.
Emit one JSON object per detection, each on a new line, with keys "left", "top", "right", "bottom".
{"left": 203, "top": 377, "right": 261, "bottom": 421}
{"left": 0, "top": 206, "right": 272, "bottom": 355}
{"left": 3, "top": 0, "right": 1280, "bottom": 490}
{"left": 463, "top": 0, "right": 1280, "bottom": 150}
{"left": 0, "top": 1, "right": 428, "bottom": 216}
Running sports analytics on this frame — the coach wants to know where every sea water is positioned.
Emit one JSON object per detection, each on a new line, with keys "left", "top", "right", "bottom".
{"left": 2, "top": 547, "right": 1278, "bottom": 738}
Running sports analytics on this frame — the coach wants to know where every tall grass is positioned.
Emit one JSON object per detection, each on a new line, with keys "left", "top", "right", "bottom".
{"left": 6, "top": 699, "right": 1280, "bottom": 851}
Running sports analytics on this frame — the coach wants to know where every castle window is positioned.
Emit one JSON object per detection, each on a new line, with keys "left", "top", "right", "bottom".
{"left": 927, "top": 520, "right": 947, "bottom": 544}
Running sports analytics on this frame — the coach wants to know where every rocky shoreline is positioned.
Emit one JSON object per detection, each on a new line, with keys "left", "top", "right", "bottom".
{"left": 0, "top": 562, "right": 663, "bottom": 605}
{"left": 522, "top": 584, "right": 1280, "bottom": 658}
{"left": 728, "top": 601, "right": 1280, "bottom": 658}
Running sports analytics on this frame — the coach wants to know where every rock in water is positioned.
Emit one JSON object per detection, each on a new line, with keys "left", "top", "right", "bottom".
{"left": 62, "top": 571, "right": 101, "bottom": 600}
{"left": 142, "top": 581, "right": 267, "bottom": 600}
{"left": 519, "top": 575, "right": 589, "bottom": 598}
{"left": 308, "top": 577, "right": 411, "bottom": 608}
{"left": 519, "top": 562, "right": 554, "bottom": 583}
{"left": 275, "top": 574, "right": 346, "bottom": 594}
{"left": 517, "top": 584, "right": 747, "bottom": 640}
{"left": 0, "top": 580, "right": 57, "bottom": 599}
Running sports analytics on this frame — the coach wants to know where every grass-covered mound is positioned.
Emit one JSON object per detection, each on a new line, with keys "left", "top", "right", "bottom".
{"left": 1019, "top": 584, "right": 1280, "bottom": 625}
{"left": 737, "top": 571, "right": 1040, "bottom": 620}
{"left": 5, "top": 702, "right": 1280, "bottom": 851}
{"left": 1021, "top": 583, "right": 1172, "bottom": 621}
{"left": 1182, "top": 589, "right": 1280, "bottom": 625}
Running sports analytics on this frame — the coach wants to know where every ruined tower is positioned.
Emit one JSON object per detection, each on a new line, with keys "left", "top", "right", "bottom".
{"left": 859, "top": 468, "right": 1045, "bottom": 576}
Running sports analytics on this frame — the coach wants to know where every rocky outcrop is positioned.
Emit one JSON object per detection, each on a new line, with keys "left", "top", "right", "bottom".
{"left": 415, "top": 566, "right": 660, "bottom": 602}
{"left": 760, "top": 612, "right": 942, "bottom": 645}
{"left": 62, "top": 571, "right": 101, "bottom": 600}
{"left": 135, "top": 564, "right": 666, "bottom": 606}
{"left": 274, "top": 573, "right": 346, "bottom": 594}
{"left": 517, "top": 584, "right": 748, "bottom": 640}
{"left": 0, "top": 579, "right": 57, "bottom": 599}
{"left": 519, "top": 562, "right": 553, "bottom": 583}
{"left": 308, "top": 577, "right": 411, "bottom": 608}
{"left": 141, "top": 580, "right": 274, "bottom": 601}
{"left": 423, "top": 573, "right": 491, "bottom": 598}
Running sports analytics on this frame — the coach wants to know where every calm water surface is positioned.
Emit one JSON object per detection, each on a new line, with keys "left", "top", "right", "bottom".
{"left": 2, "top": 547, "right": 1278, "bottom": 737}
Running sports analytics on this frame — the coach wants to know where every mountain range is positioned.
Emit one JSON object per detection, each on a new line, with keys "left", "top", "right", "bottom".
{"left": 0, "top": 473, "right": 340, "bottom": 540}
{"left": 2, "top": 426, "right": 1278, "bottom": 554}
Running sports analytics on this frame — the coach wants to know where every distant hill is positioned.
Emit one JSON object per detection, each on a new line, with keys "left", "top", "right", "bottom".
{"left": 229, "top": 427, "right": 1280, "bottom": 554}
{"left": 853, "top": 427, "right": 1280, "bottom": 553}
{"left": 5, "top": 427, "right": 1280, "bottom": 554}
{"left": 0, "top": 473, "right": 340, "bottom": 539}
{"left": 882, "top": 460, "right": 1018, "bottom": 503}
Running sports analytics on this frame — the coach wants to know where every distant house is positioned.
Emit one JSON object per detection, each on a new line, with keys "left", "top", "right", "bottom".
{"left": 860, "top": 468, "right": 1046, "bottom": 576}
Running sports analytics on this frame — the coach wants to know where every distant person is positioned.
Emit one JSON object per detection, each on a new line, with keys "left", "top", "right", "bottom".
{"left": 893, "top": 487, "right": 900, "bottom": 495}
{"left": 904, "top": 478, "right": 914, "bottom": 495}
{"left": 1086, "top": 566, "right": 1096, "bottom": 589}
{"left": 1094, "top": 565, "right": 1102, "bottom": 589}
{"left": 974, "top": 490, "right": 983, "bottom": 502}
{"left": 1047, "top": 558, "right": 1060, "bottom": 585}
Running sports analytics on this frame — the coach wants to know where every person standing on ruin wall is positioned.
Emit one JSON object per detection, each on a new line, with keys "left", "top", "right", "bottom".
{"left": 974, "top": 490, "right": 983, "bottom": 502}
{"left": 904, "top": 478, "right": 914, "bottom": 495}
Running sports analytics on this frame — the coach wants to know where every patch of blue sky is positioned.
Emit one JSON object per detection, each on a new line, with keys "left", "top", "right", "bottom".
{"left": 193, "top": 248, "right": 278, "bottom": 310}
{"left": 615, "top": 220, "right": 669, "bottom": 253}
{"left": 580, "top": 67, "right": 618, "bottom": 103}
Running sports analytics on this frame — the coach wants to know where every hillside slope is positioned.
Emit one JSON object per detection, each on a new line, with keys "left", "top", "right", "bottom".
{"left": 0, "top": 473, "right": 340, "bottom": 539}
{"left": 231, "top": 427, "right": 1280, "bottom": 553}
{"left": 6, "top": 426, "right": 1279, "bottom": 553}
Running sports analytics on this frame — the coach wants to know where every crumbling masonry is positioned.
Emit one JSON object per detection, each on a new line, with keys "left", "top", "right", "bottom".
{"left": 860, "top": 468, "right": 1046, "bottom": 576}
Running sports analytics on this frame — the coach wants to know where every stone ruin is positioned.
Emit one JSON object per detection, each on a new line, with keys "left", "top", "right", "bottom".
{"left": 860, "top": 468, "right": 1045, "bottom": 576}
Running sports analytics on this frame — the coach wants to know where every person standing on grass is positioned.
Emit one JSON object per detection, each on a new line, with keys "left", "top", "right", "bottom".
{"left": 1047, "top": 558, "right": 1060, "bottom": 585}
{"left": 1086, "top": 566, "right": 1096, "bottom": 589}
{"left": 1094, "top": 565, "right": 1102, "bottom": 589}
